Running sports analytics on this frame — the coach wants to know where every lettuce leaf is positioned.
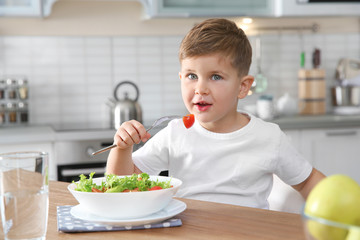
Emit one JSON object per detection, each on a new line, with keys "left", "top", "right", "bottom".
{"left": 73, "top": 172, "right": 172, "bottom": 193}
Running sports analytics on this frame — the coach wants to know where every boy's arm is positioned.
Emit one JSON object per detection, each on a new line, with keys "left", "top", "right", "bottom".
{"left": 105, "top": 120, "right": 150, "bottom": 175}
{"left": 292, "top": 168, "right": 326, "bottom": 199}
{"left": 106, "top": 147, "right": 142, "bottom": 175}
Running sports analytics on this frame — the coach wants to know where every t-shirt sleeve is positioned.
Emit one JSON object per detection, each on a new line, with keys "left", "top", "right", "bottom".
{"left": 274, "top": 131, "right": 313, "bottom": 186}
{"left": 132, "top": 127, "right": 170, "bottom": 175}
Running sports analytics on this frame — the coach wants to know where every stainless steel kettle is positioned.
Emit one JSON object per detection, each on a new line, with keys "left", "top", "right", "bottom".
{"left": 108, "top": 81, "right": 142, "bottom": 129}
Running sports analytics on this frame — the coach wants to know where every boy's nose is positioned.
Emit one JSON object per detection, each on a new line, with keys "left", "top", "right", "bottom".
{"left": 195, "top": 80, "right": 209, "bottom": 95}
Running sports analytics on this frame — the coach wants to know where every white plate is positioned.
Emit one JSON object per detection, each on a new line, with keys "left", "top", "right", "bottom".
{"left": 70, "top": 199, "right": 186, "bottom": 226}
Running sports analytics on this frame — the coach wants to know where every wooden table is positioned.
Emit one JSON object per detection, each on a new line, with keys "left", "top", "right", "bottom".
{"left": 1, "top": 181, "right": 307, "bottom": 240}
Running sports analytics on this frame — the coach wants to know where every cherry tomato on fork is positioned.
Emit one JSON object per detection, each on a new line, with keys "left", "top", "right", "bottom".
{"left": 183, "top": 114, "right": 195, "bottom": 129}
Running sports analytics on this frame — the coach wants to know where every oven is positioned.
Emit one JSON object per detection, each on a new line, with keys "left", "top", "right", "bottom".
{"left": 54, "top": 138, "right": 146, "bottom": 182}
{"left": 52, "top": 122, "right": 170, "bottom": 182}
{"left": 55, "top": 139, "right": 112, "bottom": 182}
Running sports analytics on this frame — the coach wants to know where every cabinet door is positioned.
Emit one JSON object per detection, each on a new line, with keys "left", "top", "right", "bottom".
{"left": 145, "top": 0, "right": 276, "bottom": 18}
{"left": 0, "top": 0, "right": 56, "bottom": 17}
{"left": 300, "top": 128, "right": 360, "bottom": 184}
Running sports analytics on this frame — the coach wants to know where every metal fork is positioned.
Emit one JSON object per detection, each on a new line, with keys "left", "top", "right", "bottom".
{"left": 91, "top": 115, "right": 180, "bottom": 156}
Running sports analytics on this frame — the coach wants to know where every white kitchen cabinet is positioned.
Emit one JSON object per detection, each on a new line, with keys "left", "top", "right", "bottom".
{"left": 299, "top": 127, "right": 360, "bottom": 184}
{"left": 0, "top": 0, "right": 57, "bottom": 17}
{"left": 0, "top": 142, "right": 56, "bottom": 180}
{"left": 140, "top": 0, "right": 276, "bottom": 18}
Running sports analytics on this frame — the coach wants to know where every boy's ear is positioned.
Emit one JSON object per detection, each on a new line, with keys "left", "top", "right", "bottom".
{"left": 237, "top": 75, "right": 254, "bottom": 99}
{"left": 178, "top": 72, "right": 182, "bottom": 80}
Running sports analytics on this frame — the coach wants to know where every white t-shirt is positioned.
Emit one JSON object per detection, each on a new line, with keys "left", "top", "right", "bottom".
{"left": 133, "top": 113, "right": 312, "bottom": 209}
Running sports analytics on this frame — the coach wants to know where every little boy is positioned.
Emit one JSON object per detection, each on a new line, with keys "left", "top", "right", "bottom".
{"left": 106, "top": 18, "right": 325, "bottom": 209}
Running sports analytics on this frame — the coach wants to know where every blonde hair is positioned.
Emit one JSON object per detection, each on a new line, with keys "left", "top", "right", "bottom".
{"left": 179, "top": 18, "right": 252, "bottom": 77}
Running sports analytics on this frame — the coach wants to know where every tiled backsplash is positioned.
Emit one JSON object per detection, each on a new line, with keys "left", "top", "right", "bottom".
{"left": 0, "top": 32, "right": 359, "bottom": 128}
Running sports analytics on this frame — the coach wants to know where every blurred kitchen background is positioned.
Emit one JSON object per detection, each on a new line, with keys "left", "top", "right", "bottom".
{"left": 1, "top": 0, "right": 360, "bottom": 183}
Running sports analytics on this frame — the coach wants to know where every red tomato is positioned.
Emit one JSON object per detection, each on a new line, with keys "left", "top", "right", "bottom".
{"left": 183, "top": 114, "right": 195, "bottom": 129}
{"left": 91, "top": 187, "right": 103, "bottom": 193}
{"left": 149, "top": 186, "right": 163, "bottom": 191}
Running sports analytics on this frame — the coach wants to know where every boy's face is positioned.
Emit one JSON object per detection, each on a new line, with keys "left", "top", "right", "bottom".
{"left": 179, "top": 53, "right": 253, "bottom": 132}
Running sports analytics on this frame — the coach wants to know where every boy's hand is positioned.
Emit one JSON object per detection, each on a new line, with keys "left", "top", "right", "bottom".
{"left": 113, "top": 120, "right": 151, "bottom": 149}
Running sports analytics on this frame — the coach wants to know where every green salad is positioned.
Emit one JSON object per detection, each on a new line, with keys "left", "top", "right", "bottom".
{"left": 73, "top": 172, "right": 172, "bottom": 193}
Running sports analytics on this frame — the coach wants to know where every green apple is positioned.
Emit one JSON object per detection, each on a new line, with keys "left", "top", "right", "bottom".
{"left": 305, "top": 174, "right": 360, "bottom": 240}
{"left": 346, "top": 227, "right": 360, "bottom": 240}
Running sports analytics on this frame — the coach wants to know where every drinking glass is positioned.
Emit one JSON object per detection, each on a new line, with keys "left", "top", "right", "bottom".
{"left": 0, "top": 151, "right": 49, "bottom": 240}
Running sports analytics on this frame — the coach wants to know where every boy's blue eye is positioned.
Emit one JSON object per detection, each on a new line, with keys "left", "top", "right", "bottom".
{"left": 212, "top": 74, "right": 222, "bottom": 81}
{"left": 188, "top": 74, "right": 197, "bottom": 80}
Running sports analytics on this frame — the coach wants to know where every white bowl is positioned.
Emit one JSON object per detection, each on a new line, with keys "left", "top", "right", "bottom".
{"left": 68, "top": 175, "right": 182, "bottom": 219}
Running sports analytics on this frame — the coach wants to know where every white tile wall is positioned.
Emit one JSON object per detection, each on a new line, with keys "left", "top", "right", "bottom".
{"left": 0, "top": 32, "right": 359, "bottom": 128}
{"left": 243, "top": 32, "right": 360, "bottom": 111}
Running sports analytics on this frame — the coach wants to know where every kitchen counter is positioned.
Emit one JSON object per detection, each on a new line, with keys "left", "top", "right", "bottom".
{"left": 0, "top": 125, "right": 115, "bottom": 144}
{"left": 55, "top": 128, "right": 115, "bottom": 141}
{"left": 1, "top": 114, "right": 360, "bottom": 144}
{"left": 0, "top": 125, "right": 55, "bottom": 144}
{"left": 271, "top": 114, "right": 360, "bottom": 130}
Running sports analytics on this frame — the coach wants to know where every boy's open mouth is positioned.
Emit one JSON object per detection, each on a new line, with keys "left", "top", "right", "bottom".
{"left": 194, "top": 101, "right": 212, "bottom": 111}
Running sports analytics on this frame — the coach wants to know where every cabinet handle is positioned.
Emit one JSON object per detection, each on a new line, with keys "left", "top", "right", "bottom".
{"left": 326, "top": 131, "right": 357, "bottom": 137}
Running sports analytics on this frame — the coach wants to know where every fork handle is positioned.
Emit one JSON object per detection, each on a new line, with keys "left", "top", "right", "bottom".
{"left": 92, "top": 125, "right": 154, "bottom": 156}
{"left": 92, "top": 144, "right": 117, "bottom": 156}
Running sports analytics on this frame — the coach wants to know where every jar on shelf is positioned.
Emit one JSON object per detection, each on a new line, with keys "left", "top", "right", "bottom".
{"left": 6, "top": 78, "right": 18, "bottom": 99}
{"left": 7, "top": 102, "right": 17, "bottom": 123}
{"left": 256, "top": 94, "right": 275, "bottom": 120}
{"left": 18, "top": 102, "right": 28, "bottom": 123}
{"left": 18, "top": 78, "right": 28, "bottom": 100}
{"left": 0, "top": 79, "right": 5, "bottom": 100}
{"left": 0, "top": 103, "right": 5, "bottom": 125}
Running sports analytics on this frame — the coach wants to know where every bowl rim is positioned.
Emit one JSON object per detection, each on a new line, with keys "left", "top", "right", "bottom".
{"left": 302, "top": 209, "right": 360, "bottom": 230}
{"left": 68, "top": 175, "right": 182, "bottom": 194}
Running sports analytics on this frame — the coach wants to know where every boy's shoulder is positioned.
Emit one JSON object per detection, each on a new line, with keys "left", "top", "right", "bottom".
{"left": 241, "top": 112, "right": 278, "bottom": 126}
{"left": 243, "top": 112, "right": 282, "bottom": 133}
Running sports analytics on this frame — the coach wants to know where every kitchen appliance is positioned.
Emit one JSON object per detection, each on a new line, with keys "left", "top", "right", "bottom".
{"left": 331, "top": 86, "right": 360, "bottom": 106}
{"left": 55, "top": 135, "right": 146, "bottom": 182}
{"left": 107, "top": 81, "right": 143, "bottom": 130}
{"left": 331, "top": 58, "right": 360, "bottom": 115}
{"left": 55, "top": 139, "right": 112, "bottom": 182}
{"left": 335, "top": 58, "right": 360, "bottom": 85}
{"left": 55, "top": 136, "right": 161, "bottom": 182}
